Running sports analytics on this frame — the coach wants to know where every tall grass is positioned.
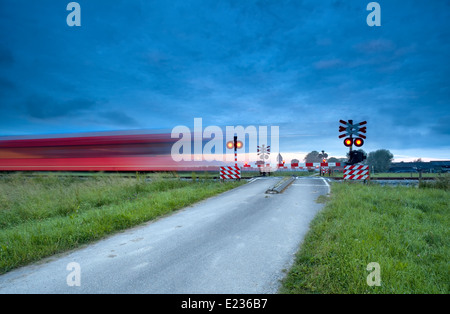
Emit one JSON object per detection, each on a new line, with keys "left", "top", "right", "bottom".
{"left": 280, "top": 183, "right": 449, "bottom": 294}
{"left": 0, "top": 174, "right": 244, "bottom": 274}
{"left": 419, "top": 175, "right": 450, "bottom": 191}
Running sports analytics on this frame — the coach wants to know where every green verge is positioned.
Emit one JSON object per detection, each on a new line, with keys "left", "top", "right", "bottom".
{"left": 0, "top": 174, "right": 244, "bottom": 274}
{"left": 280, "top": 182, "right": 449, "bottom": 294}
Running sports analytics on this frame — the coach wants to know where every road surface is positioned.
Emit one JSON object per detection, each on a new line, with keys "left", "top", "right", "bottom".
{"left": 0, "top": 176, "right": 330, "bottom": 294}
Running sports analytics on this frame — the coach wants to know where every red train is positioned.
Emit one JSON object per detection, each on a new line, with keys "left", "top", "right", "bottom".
{"left": 0, "top": 132, "right": 214, "bottom": 172}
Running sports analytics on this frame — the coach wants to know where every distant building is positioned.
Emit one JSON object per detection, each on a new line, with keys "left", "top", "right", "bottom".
{"left": 389, "top": 161, "right": 450, "bottom": 173}
{"left": 430, "top": 161, "right": 450, "bottom": 173}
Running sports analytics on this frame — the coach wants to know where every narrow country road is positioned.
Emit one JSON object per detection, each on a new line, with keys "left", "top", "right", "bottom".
{"left": 0, "top": 176, "right": 330, "bottom": 294}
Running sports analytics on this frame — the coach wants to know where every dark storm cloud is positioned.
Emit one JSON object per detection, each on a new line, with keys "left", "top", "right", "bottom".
{"left": 100, "top": 111, "right": 139, "bottom": 126}
{"left": 432, "top": 116, "right": 450, "bottom": 136}
{"left": 0, "top": 47, "right": 14, "bottom": 65}
{"left": 0, "top": 77, "right": 15, "bottom": 92}
{"left": 24, "top": 95, "right": 96, "bottom": 120}
{"left": 0, "top": 0, "right": 449, "bottom": 158}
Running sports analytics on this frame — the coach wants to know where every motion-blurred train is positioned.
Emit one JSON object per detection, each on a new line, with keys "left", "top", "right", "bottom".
{"left": 0, "top": 132, "right": 215, "bottom": 172}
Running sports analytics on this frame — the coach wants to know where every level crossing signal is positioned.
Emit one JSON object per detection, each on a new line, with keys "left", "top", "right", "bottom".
{"left": 227, "top": 137, "right": 243, "bottom": 150}
{"left": 257, "top": 144, "right": 270, "bottom": 160}
{"left": 339, "top": 120, "right": 367, "bottom": 148}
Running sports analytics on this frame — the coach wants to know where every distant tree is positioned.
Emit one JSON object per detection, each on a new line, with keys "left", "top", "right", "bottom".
{"left": 327, "top": 157, "right": 340, "bottom": 163}
{"left": 304, "top": 151, "right": 321, "bottom": 163}
{"left": 291, "top": 158, "right": 299, "bottom": 164}
{"left": 413, "top": 158, "right": 423, "bottom": 163}
{"left": 367, "top": 149, "right": 394, "bottom": 173}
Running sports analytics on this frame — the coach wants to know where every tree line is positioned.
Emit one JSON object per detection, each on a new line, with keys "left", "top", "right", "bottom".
{"left": 303, "top": 149, "right": 394, "bottom": 173}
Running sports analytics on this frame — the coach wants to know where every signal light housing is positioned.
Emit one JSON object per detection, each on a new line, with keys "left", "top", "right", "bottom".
{"left": 354, "top": 138, "right": 364, "bottom": 147}
{"left": 226, "top": 140, "right": 243, "bottom": 150}
{"left": 344, "top": 138, "right": 353, "bottom": 147}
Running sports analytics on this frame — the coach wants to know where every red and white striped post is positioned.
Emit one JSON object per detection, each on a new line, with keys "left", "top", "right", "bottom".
{"left": 344, "top": 165, "right": 370, "bottom": 180}
{"left": 220, "top": 166, "right": 241, "bottom": 180}
{"left": 222, "top": 135, "right": 242, "bottom": 181}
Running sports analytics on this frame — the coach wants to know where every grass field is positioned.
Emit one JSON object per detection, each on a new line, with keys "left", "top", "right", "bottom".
{"left": 0, "top": 173, "right": 244, "bottom": 274}
{"left": 0, "top": 170, "right": 312, "bottom": 180}
{"left": 280, "top": 181, "right": 449, "bottom": 294}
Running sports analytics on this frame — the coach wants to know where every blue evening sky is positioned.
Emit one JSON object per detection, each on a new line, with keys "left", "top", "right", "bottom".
{"left": 0, "top": 0, "right": 449, "bottom": 161}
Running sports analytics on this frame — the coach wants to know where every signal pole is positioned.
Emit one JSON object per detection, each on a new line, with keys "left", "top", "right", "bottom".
{"left": 348, "top": 120, "right": 353, "bottom": 153}
{"left": 234, "top": 136, "right": 237, "bottom": 168}
{"left": 226, "top": 136, "right": 243, "bottom": 171}
{"left": 318, "top": 150, "right": 328, "bottom": 176}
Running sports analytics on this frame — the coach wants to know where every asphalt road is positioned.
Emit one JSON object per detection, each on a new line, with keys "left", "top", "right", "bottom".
{"left": 0, "top": 176, "right": 330, "bottom": 294}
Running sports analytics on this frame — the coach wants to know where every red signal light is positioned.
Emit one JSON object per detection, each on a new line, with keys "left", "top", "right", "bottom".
{"left": 227, "top": 140, "right": 244, "bottom": 149}
{"left": 354, "top": 138, "right": 364, "bottom": 147}
{"left": 344, "top": 138, "right": 353, "bottom": 147}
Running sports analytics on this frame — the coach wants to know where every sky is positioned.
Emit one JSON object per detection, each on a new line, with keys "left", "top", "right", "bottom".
{"left": 0, "top": 0, "right": 449, "bottom": 162}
